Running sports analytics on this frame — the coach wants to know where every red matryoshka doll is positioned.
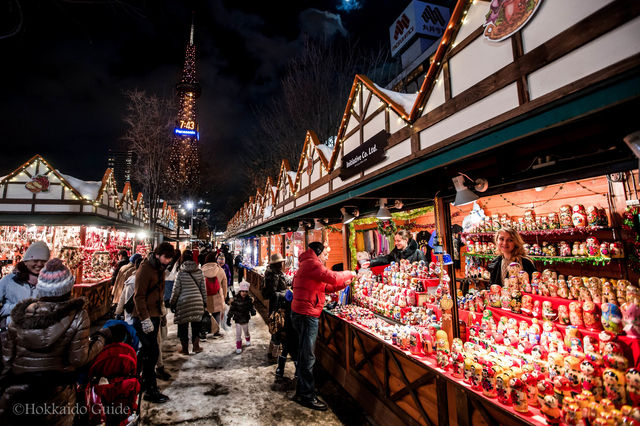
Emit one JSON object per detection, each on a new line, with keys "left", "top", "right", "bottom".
{"left": 532, "top": 300, "right": 541, "bottom": 319}
{"left": 409, "top": 328, "right": 422, "bottom": 355}
{"left": 542, "top": 301, "right": 556, "bottom": 321}
{"left": 548, "top": 212, "right": 560, "bottom": 229}
{"left": 522, "top": 371, "right": 539, "bottom": 407}
{"left": 610, "top": 242, "right": 624, "bottom": 258}
{"left": 470, "top": 362, "right": 483, "bottom": 390}
{"left": 625, "top": 368, "right": 640, "bottom": 406}
{"left": 553, "top": 375, "right": 573, "bottom": 406}
{"left": 559, "top": 205, "right": 573, "bottom": 228}
{"left": 586, "top": 236, "right": 600, "bottom": 257}
{"left": 600, "top": 243, "right": 611, "bottom": 258}
{"left": 421, "top": 327, "right": 435, "bottom": 354}
{"left": 572, "top": 205, "right": 588, "bottom": 228}
{"left": 603, "top": 368, "right": 626, "bottom": 406}
{"left": 482, "top": 362, "right": 500, "bottom": 398}
{"left": 496, "top": 370, "right": 511, "bottom": 405}
{"left": 558, "top": 304, "right": 570, "bottom": 325}
{"left": 581, "top": 359, "right": 604, "bottom": 398}
{"left": 564, "top": 356, "right": 583, "bottom": 390}
{"left": 510, "top": 377, "right": 529, "bottom": 413}
{"left": 569, "top": 301, "right": 584, "bottom": 327}
{"left": 587, "top": 205, "right": 600, "bottom": 226}
{"left": 601, "top": 303, "right": 623, "bottom": 335}
{"left": 583, "top": 301, "right": 601, "bottom": 331}
{"left": 489, "top": 284, "right": 502, "bottom": 307}
{"left": 537, "top": 379, "right": 554, "bottom": 408}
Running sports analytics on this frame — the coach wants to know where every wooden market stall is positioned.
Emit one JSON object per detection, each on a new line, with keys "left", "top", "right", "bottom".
{"left": 225, "top": 1, "right": 640, "bottom": 424}
{"left": 0, "top": 154, "right": 152, "bottom": 321}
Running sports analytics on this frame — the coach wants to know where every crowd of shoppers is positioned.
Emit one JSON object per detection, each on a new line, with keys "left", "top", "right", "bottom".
{"left": 0, "top": 237, "right": 353, "bottom": 423}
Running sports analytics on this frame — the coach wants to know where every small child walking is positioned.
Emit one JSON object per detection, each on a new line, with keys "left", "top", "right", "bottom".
{"left": 226, "top": 280, "right": 256, "bottom": 354}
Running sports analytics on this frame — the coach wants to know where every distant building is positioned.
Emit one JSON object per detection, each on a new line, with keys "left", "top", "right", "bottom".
{"left": 386, "top": 0, "right": 456, "bottom": 93}
{"left": 107, "top": 148, "right": 133, "bottom": 191}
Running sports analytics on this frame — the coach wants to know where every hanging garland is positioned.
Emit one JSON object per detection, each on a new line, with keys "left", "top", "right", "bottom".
{"left": 325, "top": 224, "right": 342, "bottom": 233}
{"left": 349, "top": 221, "right": 357, "bottom": 270}
{"left": 391, "top": 206, "right": 434, "bottom": 221}
{"left": 465, "top": 252, "right": 613, "bottom": 266}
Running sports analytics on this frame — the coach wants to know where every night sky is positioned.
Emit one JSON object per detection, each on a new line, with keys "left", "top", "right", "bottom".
{"left": 0, "top": 0, "right": 411, "bottom": 225}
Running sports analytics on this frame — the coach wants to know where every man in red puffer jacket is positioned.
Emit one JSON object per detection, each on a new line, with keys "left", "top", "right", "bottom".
{"left": 291, "top": 241, "right": 355, "bottom": 411}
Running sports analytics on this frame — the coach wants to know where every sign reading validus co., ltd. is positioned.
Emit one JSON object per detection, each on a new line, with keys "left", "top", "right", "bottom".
{"left": 340, "top": 131, "right": 389, "bottom": 180}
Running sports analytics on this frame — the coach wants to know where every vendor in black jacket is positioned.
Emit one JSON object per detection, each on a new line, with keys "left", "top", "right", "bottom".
{"left": 488, "top": 227, "right": 536, "bottom": 285}
{"left": 370, "top": 229, "right": 426, "bottom": 267}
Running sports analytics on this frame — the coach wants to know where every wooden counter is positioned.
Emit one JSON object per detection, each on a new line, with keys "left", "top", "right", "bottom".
{"left": 73, "top": 279, "right": 111, "bottom": 322}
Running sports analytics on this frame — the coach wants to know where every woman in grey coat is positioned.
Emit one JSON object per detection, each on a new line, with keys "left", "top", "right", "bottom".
{"left": 169, "top": 250, "right": 206, "bottom": 355}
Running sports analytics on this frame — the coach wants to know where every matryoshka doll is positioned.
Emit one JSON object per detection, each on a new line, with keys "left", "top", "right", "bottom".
{"left": 560, "top": 205, "right": 573, "bottom": 228}
{"left": 541, "top": 395, "right": 562, "bottom": 425}
{"left": 558, "top": 304, "right": 570, "bottom": 325}
{"left": 564, "top": 356, "right": 582, "bottom": 390}
{"left": 581, "top": 359, "right": 603, "bottom": 399}
{"left": 522, "top": 371, "right": 540, "bottom": 407}
{"left": 572, "top": 205, "right": 588, "bottom": 228}
{"left": 587, "top": 205, "right": 600, "bottom": 226}
{"left": 450, "top": 351, "right": 465, "bottom": 378}
{"left": 524, "top": 209, "right": 536, "bottom": 231}
{"left": 558, "top": 278, "right": 569, "bottom": 299}
{"left": 548, "top": 212, "right": 560, "bottom": 229}
{"left": 559, "top": 241, "right": 572, "bottom": 257}
{"left": 586, "top": 236, "right": 600, "bottom": 257}
{"left": 569, "top": 301, "right": 584, "bottom": 327}
{"left": 548, "top": 352, "right": 565, "bottom": 379}
{"left": 542, "top": 301, "right": 557, "bottom": 321}
{"left": 463, "top": 358, "right": 475, "bottom": 384}
{"left": 489, "top": 284, "right": 502, "bottom": 307}
{"left": 435, "top": 330, "right": 450, "bottom": 369}
{"left": 600, "top": 243, "right": 611, "bottom": 258}
{"left": 564, "top": 402, "right": 583, "bottom": 426}
{"left": 537, "top": 379, "right": 554, "bottom": 408}
{"left": 510, "top": 377, "right": 529, "bottom": 413}
{"left": 409, "top": 328, "right": 421, "bottom": 355}
{"left": 496, "top": 370, "right": 511, "bottom": 405}
{"left": 603, "top": 368, "right": 626, "bottom": 406}
{"left": 482, "top": 362, "right": 500, "bottom": 398}
{"left": 521, "top": 294, "right": 533, "bottom": 315}
{"left": 532, "top": 300, "right": 542, "bottom": 319}
{"left": 601, "top": 303, "right": 623, "bottom": 335}
{"left": 626, "top": 368, "right": 640, "bottom": 406}
{"left": 491, "top": 213, "right": 500, "bottom": 231}
{"left": 519, "top": 270, "right": 531, "bottom": 293}
{"left": 471, "top": 363, "right": 483, "bottom": 390}
{"left": 583, "top": 301, "right": 601, "bottom": 331}
{"left": 610, "top": 241, "right": 624, "bottom": 258}
{"left": 510, "top": 289, "right": 523, "bottom": 314}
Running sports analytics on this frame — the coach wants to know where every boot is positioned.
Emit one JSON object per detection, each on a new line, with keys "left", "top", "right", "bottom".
{"left": 275, "top": 355, "right": 287, "bottom": 378}
{"left": 272, "top": 343, "right": 282, "bottom": 358}
{"left": 180, "top": 339, "right": 189, "bottom": 355}
{"left": 192, "top": 337, "right": 203, "bottom": 353}
{"left": 268, "top": 342, "right": 277, "bottom": 362}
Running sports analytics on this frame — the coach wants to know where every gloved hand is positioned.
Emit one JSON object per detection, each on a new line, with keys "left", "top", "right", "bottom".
{"left": 141, "top": 318, "right": 154, "bottom": 334}
{"left": 160, "top": 315, "right": 167, "bottom": 327}
{"left": 114, "top": 314, "right": 124, "bottom": 321}
{"left": 284, "top": 289, "right": 293, "bottom": 302}
{"left": 94, "top": 327, "right": 112, "bottom": 342}
{"left": 226, "top": 317, "right": 231, "bottom": 327}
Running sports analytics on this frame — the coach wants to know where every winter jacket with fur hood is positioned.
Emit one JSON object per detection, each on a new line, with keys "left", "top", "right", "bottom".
{"left": 2, "top": 297, "right": 105, "bottom": 375}
{"left": 292, "top": 249, "right": 353, "bottom": 317}
{"left": 169, "top": 261, "right": 206, "bottom": 324}
{"left": 202, "top": 262, "right": 228, "bottom": 314}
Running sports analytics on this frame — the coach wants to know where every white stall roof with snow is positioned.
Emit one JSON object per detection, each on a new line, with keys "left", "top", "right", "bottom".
{"left": 59, "top": 172, "right": 102, "bottom": 200}
{"left": 316, "top": 144, "right": 334, "bottom": 162}
{"left": 373, "top": 84, "right": 418, "bottom": 115}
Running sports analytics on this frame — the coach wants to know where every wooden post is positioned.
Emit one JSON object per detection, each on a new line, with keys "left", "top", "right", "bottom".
{"left": 342, "top": 223, "right": 350, "bottom": 271}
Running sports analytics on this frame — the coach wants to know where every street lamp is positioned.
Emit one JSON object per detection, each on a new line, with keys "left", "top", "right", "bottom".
{"left": 186, "top": 201, "right": 195, "bottom": 243}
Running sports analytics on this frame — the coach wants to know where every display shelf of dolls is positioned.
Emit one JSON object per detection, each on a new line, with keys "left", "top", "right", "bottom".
{"left": 465, "top": 252, "right": 616, "bottom": 266}
{"left": 462, "top": 226, "right": 614, "bottom": 240}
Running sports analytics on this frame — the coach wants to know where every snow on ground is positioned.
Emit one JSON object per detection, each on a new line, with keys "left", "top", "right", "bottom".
{"left": 141, "top": 281, "right": 352, "bottom": 426}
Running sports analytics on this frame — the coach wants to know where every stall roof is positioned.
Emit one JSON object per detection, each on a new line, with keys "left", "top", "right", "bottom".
{"left": 0, "top": 213, "right": 146, "bottom": 230}
{"left": 58, "top": 172, "right": 102, "bottom": 200}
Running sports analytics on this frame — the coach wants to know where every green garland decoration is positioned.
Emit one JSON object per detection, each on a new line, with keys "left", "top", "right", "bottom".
{"left": 325, "top": 224, "right": 342, "bottom": 233}
{"left": 349, "top": 221, "right": 357, "bottom": 270}
{"left": 465, "top": 252, "right": 613, "bottom": 266}
{"left": 391, "top": 206, "right": 434, "bottom": 221}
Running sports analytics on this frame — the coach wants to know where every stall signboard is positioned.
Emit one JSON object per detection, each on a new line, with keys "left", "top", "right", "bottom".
{"left": 340, "top": 131, "right": 389, "bottom": 180}
{"left": 389, "top": 1, "right": 451, "bottom": 56}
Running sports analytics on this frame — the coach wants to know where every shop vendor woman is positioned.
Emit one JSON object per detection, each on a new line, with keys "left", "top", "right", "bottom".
{"left": 370, "top": 229, "right": 426, "bottom": 267}
{"left": 488, "top": 227, "right": 536, "bottom": 286}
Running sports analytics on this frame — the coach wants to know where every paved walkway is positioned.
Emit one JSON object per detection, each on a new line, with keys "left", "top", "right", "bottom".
{"left": 140, "top": 281, "right": 367, "bottom": 426}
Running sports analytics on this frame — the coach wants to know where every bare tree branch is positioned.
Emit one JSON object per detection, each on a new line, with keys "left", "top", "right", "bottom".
{"left": 122, "top": 89, "right": 175, "bottom": 236}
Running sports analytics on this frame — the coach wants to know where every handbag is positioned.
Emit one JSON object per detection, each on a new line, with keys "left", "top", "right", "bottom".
{"left": 268, "top": 308, "right": 286, "bottom": 335}
{"left": 201, "top": 311, "right": 213, "bottom": 334}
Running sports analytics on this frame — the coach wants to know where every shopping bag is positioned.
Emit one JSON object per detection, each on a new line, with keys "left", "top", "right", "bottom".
{"left": 201, "top": 311, "right": 212, "bottom": 334}
{"left": 221, "top": 305, "right": 230, "bottom": 330}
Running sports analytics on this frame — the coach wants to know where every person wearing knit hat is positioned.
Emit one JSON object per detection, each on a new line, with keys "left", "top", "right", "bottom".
{"left": 36, "top": 258, "right": 76, "bottom": 299}
{"left": 0, "top": 257, "right": 108, "bottom": 425}
{"left": 0, "top": 241, "right": 51, "bottom": 327}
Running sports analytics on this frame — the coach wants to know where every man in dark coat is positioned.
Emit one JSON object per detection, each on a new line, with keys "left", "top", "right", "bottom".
{"left": 370, "top": 229, "right": 426, "bottom": 267}
{"left": 263, "top": 253, "right": 290, "bottom": 362}
{"left": 132, "top": 242, "right": 174, "bottom": 404}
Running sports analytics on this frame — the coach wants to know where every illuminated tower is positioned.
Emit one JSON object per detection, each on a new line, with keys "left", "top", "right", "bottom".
{"left": 169, "top": 18, "right": 201, "bottom": 195}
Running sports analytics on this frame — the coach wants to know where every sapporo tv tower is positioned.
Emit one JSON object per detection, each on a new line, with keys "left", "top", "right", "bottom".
{"left": 169, "top": 16, "right": 201, "bottom": 194}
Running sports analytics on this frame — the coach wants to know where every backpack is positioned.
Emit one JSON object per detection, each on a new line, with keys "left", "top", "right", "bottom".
{"left": 206, "top": 277, "right": 220, "bottom": 296}
{"left": 268, "top": 308, "right": 286, "bottom": 335}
